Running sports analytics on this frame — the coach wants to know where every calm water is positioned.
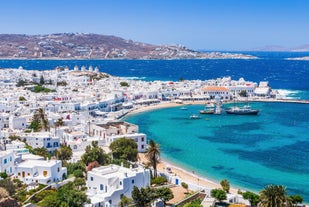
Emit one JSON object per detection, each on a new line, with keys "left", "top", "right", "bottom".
{"left": 125, "top": 102, "right": 309, "bottom": 201}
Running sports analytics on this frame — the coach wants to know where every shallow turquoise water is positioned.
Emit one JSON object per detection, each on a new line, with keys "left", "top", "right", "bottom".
{"left": 125, "top": 102, "right": 309, "bottom": 201}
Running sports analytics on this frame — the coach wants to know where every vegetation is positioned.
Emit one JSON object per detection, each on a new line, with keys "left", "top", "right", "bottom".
{"left": 0, "top": 172, "right": 8, "bottom": 179}
{"left": 146, "top": 140, "right": 160, "bottom": 178}
{"left": 183, "top": 198, "right": 203, "bottom": 207}
{"left": 131, "top": 186, "right": 155, "bottom": 207}
{"left": 29, "top": 108, "right": 49, "bottom": 132}
{"left": 109, "top": 137, "right": 138, "bottom": 162}
{"left": 26, "top": 145, "right": 51, "bottom": 159}
{"left": 131, "top": 186, "right": 174, "bottom": 207}
{"left": 65, "top": 160, "right": 86, "bottom": 176}
{"left": 220, "top": 179, "right": 230, "bottom": 193}
{"left": 0, "top": 179, "right": 16, "bottom": 195}
{"left": 81, "top": 141, "right": 109, "bottom": 166}
{"left": 242, "top": 191, "right": 260, "bottom": 207}
{"left": 211, "top": 189, "right": 227, "bottom": 202}
{"left": 239, "top": 90, "right": 248, "bottom": 97}
{"left": 39, "top": 75, "right": 45, "bottom": 85}
{"left": 16, "top": 79, "right": 27, "bottom": 87}
{"left": 120, "top": 81, "right": 129, "bottom": 87}
{"left": 155, "top": 187, "right": 174, "bottom": 206}
{"left": 181, "top": 182, "right": 189, "bottom": 193}
{"left": 38, "top": 181, "right": 89, "bottom": 207}
{"left": 151, "top": 176, "right": 168, "bottom": 186}
{"left": 119, "top": 195, "right": 133, "bottom": 207}
{"left": 32, "top": 85, "right": 55, "bottom": 93}
{"left": 289, "top": 195, "right": 303, "bottom": 206}
{"left": 54, "top": 145, "right": 72, "bottom": 161}
{"left": 18, "top": 96, "right": 27, "bottom": 101}
{"left": 259, "top": 185, "right": 291, "bottom": 207}
{"left": 56, "top": 81, "right": 67, "bottom": 86}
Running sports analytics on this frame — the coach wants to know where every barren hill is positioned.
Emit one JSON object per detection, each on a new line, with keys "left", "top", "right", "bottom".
{"left": 0, "top": 33, "right": 255, "bottom": 59}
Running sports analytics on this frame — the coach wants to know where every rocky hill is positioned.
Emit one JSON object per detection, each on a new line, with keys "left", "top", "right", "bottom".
{"left": 0, "top": 33, "right": 256, "bottom": 59}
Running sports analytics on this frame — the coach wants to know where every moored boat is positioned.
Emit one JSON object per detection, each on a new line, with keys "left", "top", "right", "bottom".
{"left": 225, "top": 105, "right": 259, "bottom": 115}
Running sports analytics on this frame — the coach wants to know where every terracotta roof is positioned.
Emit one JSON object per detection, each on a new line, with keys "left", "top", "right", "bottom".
{"left": 202, "top": 86, "right": 229, "bottom": 91}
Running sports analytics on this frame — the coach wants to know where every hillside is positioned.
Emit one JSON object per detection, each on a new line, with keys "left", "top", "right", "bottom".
{"left": 0, "top": 33, "right": 255, "bottom": 59}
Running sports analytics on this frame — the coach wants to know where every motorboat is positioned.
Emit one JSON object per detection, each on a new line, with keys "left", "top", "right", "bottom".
{"left": 190, "top": 114, "right": 201, "bottom": 119}
{"left": 225, "top": 105, "right": 259, "bottom": 115}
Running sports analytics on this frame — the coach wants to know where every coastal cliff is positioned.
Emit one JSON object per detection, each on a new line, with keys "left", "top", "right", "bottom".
{"left": 0, "top": 33, "right": 256, "bottom": 60}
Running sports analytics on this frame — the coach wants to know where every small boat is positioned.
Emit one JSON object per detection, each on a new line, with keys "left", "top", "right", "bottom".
{"left": 180, "top": 107, "right": 188, "bottom": 110}
{"left": 190, "top": 114, "right": 201, "bottom": 119}
{"left": 199, "top": 108, "right": 215, "bottom": 114}
{"left": 225, "top": 105, "right": 259, "bottom": 115}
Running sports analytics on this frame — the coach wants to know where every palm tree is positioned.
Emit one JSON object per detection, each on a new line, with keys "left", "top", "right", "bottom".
{"left": 146, "top": 140, "right": 160, "bottom": 178}
{"left": 259, "top": 185, "right": 292, "bottom": 207}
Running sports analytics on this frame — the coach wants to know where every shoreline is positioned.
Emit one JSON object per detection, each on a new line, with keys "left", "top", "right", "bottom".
{"left": 127, "top": 100, "right": 308, "bottom": 198}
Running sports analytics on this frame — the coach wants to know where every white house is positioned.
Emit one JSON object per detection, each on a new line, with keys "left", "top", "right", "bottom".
{"left": 21, "top": 132, "right": 60, "bottom": 153}
{"left": 14, "top": 159, "right": 67, "bottom": 185}
{"left": 86, "top": 164, "right": 150, "bottom": 207}
{"left": 9, "top": 115, "right": 28, "bottom": 130}
{"left": 107, "top": 133, "right": 147, "bottom": 153}
{"left": 0, "top": 150, "right": 15, "bottom": 175}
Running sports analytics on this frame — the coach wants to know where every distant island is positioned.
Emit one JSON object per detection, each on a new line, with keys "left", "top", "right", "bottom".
{"left": 0, "top": 33, "right": 256, "bottom": 60}
{"left": 286, "top": 56, "right": 309, "bottom": 60}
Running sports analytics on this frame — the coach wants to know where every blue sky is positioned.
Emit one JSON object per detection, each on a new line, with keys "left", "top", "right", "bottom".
{"left": 0, "top": 0, "right": 308, "bottom": 50}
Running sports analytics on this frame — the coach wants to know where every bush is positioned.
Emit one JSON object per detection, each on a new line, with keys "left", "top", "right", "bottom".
{"left": 151, "top": 176, "right": 167, "bottom": 185}
{"left": 73, "top": 169, "right": 84, "bottom": 178}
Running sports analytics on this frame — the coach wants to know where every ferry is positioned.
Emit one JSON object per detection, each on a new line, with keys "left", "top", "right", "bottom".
{"left": 225, "top": 105, "right": 259, "bottom": 115}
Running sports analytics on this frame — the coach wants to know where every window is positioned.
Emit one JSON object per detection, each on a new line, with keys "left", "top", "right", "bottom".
{"left": 141, "top": 144, "right": 144, "bottom": 149}
{"left": 100, "top": 184, "right": 103, "bottom": 191}
{"left": 3, "top": 159, "right": 7, "bottom": 164}
{"left": 141, "top": 137, "right": 144, "bottom": 142}
{"left": 43, "top": 171, "right": 48, "bottom": 177}
{"left": 132, "top": 179, "right": 134, "bottom": 184}
{"left": 90, "top": 177, "right": 93, "bottom": 181}
{"left": 57, "top": 167, "right": 60, "bottom": 172}
{"left": 18, "top": 173, "right": 21, "bottom": 176}
{"left": 28, "top": 173, "right": 30, "bottom": 176}
{"left": 120, "top": 181, "right": 122, "bottom": 185}
{"left": 9, "top": 156, "right": 12, "bottom": 162}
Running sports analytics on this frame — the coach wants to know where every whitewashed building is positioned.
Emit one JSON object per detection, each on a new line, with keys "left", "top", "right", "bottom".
{"left": 0, "top": 150, "right": 15, "bottom": 175}
{"left": 14, "top": 159, "right": 67, "bottom": 185}
{"left": 21, "top": 132, "right": 60, "bottom": 153}
{"left": 86, "top": 164, "right": 150, "bottom": 207}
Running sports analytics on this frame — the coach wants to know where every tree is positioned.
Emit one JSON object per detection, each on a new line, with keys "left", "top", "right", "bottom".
{"left": 41, "top": 182, "right": 89, "bottom": 207}
{"left": 131, "top": 186, "right": 154, "bottom": 207}
{"left": 81, "top": 141, "right": 109, "bottom": 166}
{"left": 18, "top": 96, "right": 27, "bottom": 101}
{"left": 109, "top": 137, "right": 138, "bottom": 162}
{"left": 211, "top": 189, "right": 227, "bottom": 202}
{"left": 146, "top": 140, "right": 160, "bottom": 178}
{"left": 40, "top": 75, "right": 45, "bottom": 85}
{"left": 0, "top": 179, "right": 16, "bottom": 195}
{"left": 120, "top": 81, "right": 129, "bottom": 87}
{"left": 181, "top": 182, "right": 189, "bottom": 193}
{"left": 242, "top": 191, "right": 260, "bottom": 207}
{"left": 155, "top": 187, "right": 174, "bottom": 207}
{"left": 239, "top": 90, "right": 248, "bottom": 97}
{"left": 289, "top": 195, "right": 303, "bottom": 206}
{"left": 220, "top": 179, "right": 230, "bottom": 193}
{"left": 0, "top": 172, "right": 8, "bottom": 179}
{"left": 183, "top": 199, "right": 203, "bottom": 207}
{"left": 30, "top": 146, "right": 50, "bottom": 159}
{"left": 55, "top": 145, "right": 72, "bottom": 161}
{"left": 119, "top": 195, "right": 133, "bottom": 207}
{"left": 29, "top": 108, "right": 49, "bottom": 132}
{"left": 259, "top": 185, "right": 292, "bottom": 207}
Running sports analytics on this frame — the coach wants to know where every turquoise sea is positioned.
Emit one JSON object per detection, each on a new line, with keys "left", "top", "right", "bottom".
{"left": 125, "top": 102, "right": 309, "bottom": 201}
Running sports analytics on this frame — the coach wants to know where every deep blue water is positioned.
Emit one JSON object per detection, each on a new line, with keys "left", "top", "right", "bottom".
{"left": 1, "top": 52, "right": 309, "bottom": 99}
{"left": 125, "top": 102, "right": 309, "bottom": 201}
